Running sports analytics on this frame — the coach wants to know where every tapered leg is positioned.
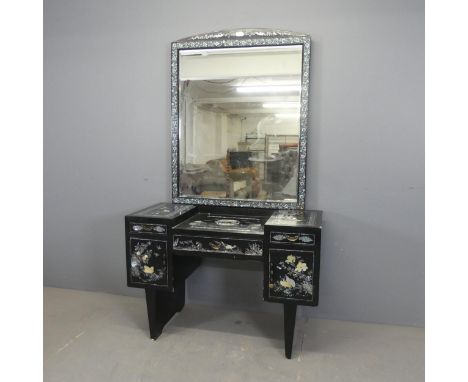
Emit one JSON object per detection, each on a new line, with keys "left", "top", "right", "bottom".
{"left": 144, "top": 256, "right": 199, "bottom": 340}
{"left": 145, "top": 287, "right": 163, "bottom": 340}
{"left": 174, "top": 279, "right": 186, "bottom": 312}
{"left": 283, "top": 303, "right": 297, "bottom": 359}
{"left": 145, "top": 280, "right": 186, "bottom": 340}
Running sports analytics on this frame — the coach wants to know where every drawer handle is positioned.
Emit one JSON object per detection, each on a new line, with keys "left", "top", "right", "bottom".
{"left": 286, "top": 234, "right": 299, "bottom": 242}
{"left": 132, "top": 225, "right": 143, "bottom": 231}
{"left": 209, "top": 241, "right": 222, "bottom": 250}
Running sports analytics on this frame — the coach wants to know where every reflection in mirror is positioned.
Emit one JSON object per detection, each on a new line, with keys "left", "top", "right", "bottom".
{"left": 179, "top": 45, "right": 302, "bottom": 202}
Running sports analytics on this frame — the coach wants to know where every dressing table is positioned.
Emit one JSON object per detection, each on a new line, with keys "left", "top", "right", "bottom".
{"left": 125, "top": 29, "right": 322, "bottom": 359}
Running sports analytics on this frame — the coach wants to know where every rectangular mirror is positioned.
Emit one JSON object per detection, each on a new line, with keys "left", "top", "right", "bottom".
{"left": 171, "top": 30, "right": 310, "bottom": 209}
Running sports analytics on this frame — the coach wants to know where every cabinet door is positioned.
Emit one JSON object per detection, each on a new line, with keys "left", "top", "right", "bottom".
{"left": 267, "top": 249, "right": 316, "bottom": 304}
{"left": 128, "top": 237, "right": 168, "bottom": 287}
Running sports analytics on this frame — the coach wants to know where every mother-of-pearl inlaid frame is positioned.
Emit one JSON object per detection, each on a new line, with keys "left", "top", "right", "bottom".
{"left": 171, "top": 29, "right": 311, "bottom": 209}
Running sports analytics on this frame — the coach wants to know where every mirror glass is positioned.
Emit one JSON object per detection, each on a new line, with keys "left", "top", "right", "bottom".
{"left": 178, "top": 45, "right": 303, "bottom": 202}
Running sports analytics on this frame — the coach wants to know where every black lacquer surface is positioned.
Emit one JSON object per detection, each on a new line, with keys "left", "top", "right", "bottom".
{"left": 125, "top": 203, "right": 322, "bottom": 358}
{"left": 266, "top": 209, "right": 322, "bottom": 228}
{"left": 129, "top": 238, "right": 168, "bottom": 287}
{"left": 264, "top": 209, "right": 322, "bottom": 306}
{"left": 125, "top": 203, "right": 197, "bottom": 290}
{"left": 130, "top": 202, "right": 196, "bottom": 219}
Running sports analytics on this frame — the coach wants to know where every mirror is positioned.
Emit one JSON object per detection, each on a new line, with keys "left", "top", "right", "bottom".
{"left": 171, "top": 30, "right": 310, "bottom": 209}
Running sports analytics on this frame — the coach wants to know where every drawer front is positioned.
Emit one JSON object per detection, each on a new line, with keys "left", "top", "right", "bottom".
{"left": 128, "top": 237, "right": 168, "bottom": 287}
{"left": 267, "top": 249, "right": 315, "bottom": 302}
{"left": 173, "top": 235, "right": 263, "bottom": 257}
{"left": 129, "top": 222, "right": 167, "bottom": 235}
{"left": 270, "top": 231, "right": 315, "bottom": 246}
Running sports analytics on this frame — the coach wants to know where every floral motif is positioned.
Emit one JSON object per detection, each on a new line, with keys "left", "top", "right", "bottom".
{"left": 245, "top": 242, "right": 262, "bottom": 256}
{"left": 285, "top": 255, "right": 296, "bottom": 264}
{"left": 130, "top": 240, "right": 166, "bottom": 284}
{"left": 295, "top": 261, "right": 308, "bottom": 272}
{"left": 280, "top": 276, "right": 296, "bottom": 289}
{"left": 270, "top": 252, "right": 313, "bottom": 299}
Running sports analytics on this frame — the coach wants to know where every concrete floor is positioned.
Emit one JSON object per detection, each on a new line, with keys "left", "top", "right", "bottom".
{"left": 44, "top": 287, "right": 424, "bottom": 382}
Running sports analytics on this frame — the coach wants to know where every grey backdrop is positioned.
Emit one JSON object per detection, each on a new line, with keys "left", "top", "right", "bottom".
{"left": 44, "top": 0, "right": 424, "bottom": 326}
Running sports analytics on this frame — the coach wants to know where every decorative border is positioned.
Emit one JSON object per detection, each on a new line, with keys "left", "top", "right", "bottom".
{"left": 178, "top": 29, "right": 308, "bottom": 41}
{"left": 171, "top": 29, "right": 310, "bottom": 210}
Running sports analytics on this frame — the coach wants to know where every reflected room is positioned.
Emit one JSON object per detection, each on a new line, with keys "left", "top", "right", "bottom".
{"left": 178, "top": 45, "right": 303, "bottom": 202}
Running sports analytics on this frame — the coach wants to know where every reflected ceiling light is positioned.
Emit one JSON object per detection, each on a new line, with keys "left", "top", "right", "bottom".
{"left": 236, "top": 85, "right": 301, "bottom": 93}
{"left": 275, "top": 113, "right": 300, "bottom": 118}
{"left": 263, "top": 102, "right": 300, "bottom": 109}
{"left": 237, "top": 79, "right": 300, "bottom": 86}
{"left": 179, "top": 45, "right": 300, "bottom": 56}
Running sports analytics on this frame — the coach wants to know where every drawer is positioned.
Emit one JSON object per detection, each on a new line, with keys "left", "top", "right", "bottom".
{"left": 173, "top": 234, "right": 263, "bottom": 258}
{"left": 267, "top": 248, "right": 316, "bottom": 303}
{"left": 270, "top": 231, "right": 315, "bottom": 246}
{"left": 128, "top": 237, "right": 168, "bottom": 287}
{"left": 129, "top": 222, "right": 167, "bottom": 235}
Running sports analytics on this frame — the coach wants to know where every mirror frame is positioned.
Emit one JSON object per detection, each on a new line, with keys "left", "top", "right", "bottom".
{"left": 171, "top": 29, "right": 311, "bottom": 209}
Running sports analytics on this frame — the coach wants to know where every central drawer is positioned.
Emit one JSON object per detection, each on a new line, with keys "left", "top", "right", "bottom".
{"left": 172, "top": 234, "right": 263, "bottom": 259}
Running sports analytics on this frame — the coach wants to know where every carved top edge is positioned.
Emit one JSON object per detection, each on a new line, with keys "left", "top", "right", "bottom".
{"left": 175, "top": 28, "right": 309, "bottom": 42}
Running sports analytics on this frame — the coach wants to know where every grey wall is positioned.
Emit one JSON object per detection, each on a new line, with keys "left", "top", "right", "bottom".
{"left": 44, "top": 0, "right": 424, "bottom": 326}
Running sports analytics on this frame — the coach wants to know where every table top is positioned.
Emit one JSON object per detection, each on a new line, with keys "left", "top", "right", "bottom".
{"left": 266, "top": 210, "right": 322, "bottom": 228}
{"left": 130, "top": 203, "right": 196, "bottom": 219}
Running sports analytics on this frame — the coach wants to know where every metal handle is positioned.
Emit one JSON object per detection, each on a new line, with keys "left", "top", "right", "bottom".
{"left": 286, "top": 234, "right": 299, "bottom": 242}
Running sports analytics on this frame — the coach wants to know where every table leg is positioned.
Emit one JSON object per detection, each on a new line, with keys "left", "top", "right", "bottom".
{"left": 283, "top": 303, "right": 297, "bottom": 359}
{"left": 145, "top": 280, "right": 186, "bottom": 340}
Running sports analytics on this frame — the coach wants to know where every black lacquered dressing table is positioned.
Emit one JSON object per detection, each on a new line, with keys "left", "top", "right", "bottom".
{"left": 125, "top": 29, "right": 323, "bottom": 359}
